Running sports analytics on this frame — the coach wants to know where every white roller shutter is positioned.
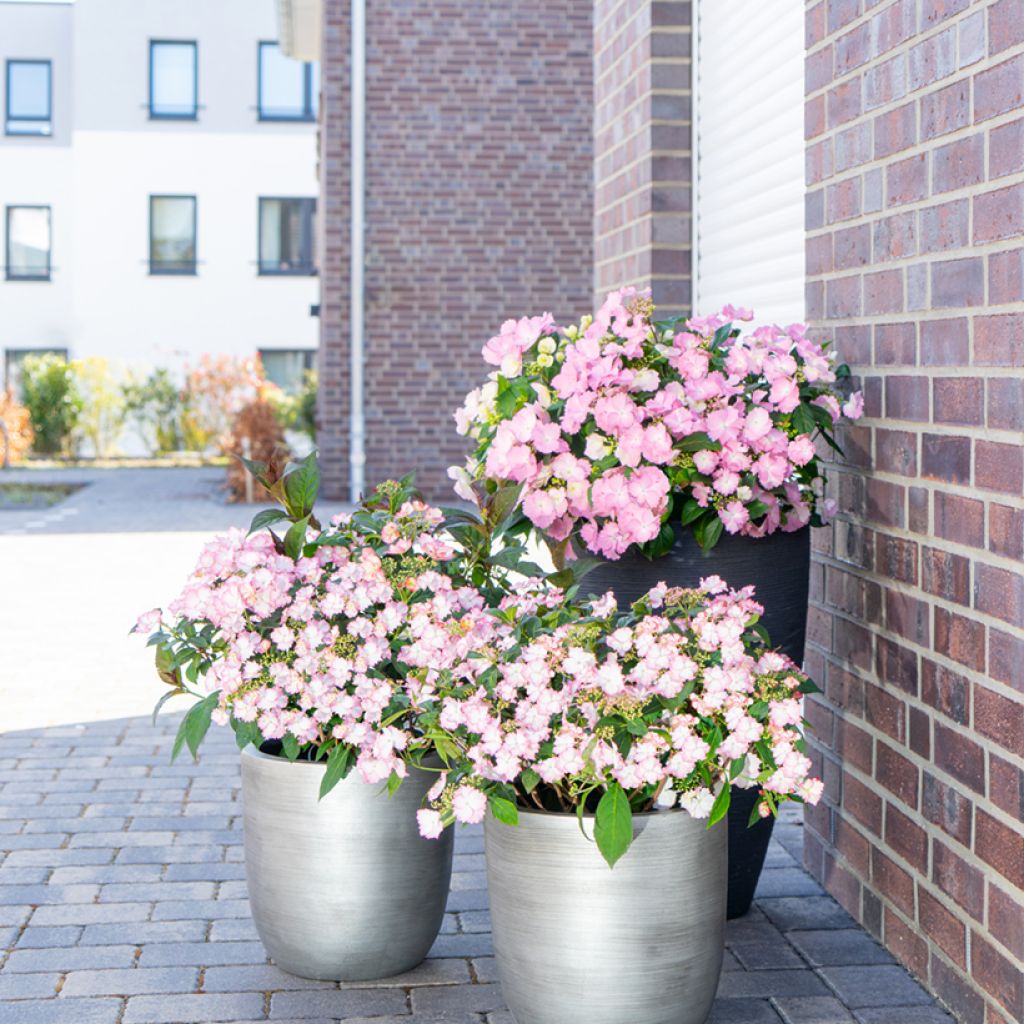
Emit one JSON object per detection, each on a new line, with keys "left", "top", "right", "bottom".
{"left": 693, "top": 0, "right": 806, "bottom": 326}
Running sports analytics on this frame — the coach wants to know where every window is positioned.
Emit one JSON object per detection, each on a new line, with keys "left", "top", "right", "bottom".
{"left": 149, "top": 41, "right": 197, "bottom": 119}
{"left": 149, "top": 196, "right": 196, "bottom": 274}
{"left": 5, "top": 206, "right": 51, "bottom": 280}
{"left": 259, "top": 198, "right": 316, "bottom": 275}
{"left": 260, "top": 349, "right": 316, "bottom": 392}
{"left": 6, "top": 60, "right": 52, "bottom": 136}
{"left": 258, "top": 42, "right": 317, "bottom": 121}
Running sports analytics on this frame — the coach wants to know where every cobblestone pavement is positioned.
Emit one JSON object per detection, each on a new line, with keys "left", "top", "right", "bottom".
{"left": 0, "top": 469, "right": 955, "bottom": 1023}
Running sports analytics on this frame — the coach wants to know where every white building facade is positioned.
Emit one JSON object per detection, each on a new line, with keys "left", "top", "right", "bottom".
{"left": 0, "top": 0, "right": 319, "bottom": 392}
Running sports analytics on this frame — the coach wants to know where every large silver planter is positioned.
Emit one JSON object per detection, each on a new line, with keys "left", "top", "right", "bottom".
{"left": 241, "top": 745, "right": 453, "bottom": 981}
{"left": 485, "top": 808, "right": 726, "bottom": 1024}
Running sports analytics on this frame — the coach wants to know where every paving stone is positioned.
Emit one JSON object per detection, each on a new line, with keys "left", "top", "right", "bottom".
{"left": 337, "top": 957, "right": 471, "bottom": 989}
{"left": 821, "top": 966, "right": 936, "bottom": 1008}
{"left": 24, "top": 817, "right": 127, "bottom": 833}
{"left": 151, "top": 898, "right": 249, "bottom": 920}
{"left": 98, "top": 881, "right": 216, "bottom": 902}
{"left": 428, "top": 931, "right": 494, "bottom": 958}
{"left": 458, "top": 909, "right": 491, "bottom": 933}
{"left": 1, "top": 945, "right": 137, "bottom": 972}
{"left": 759, "top": 898, "right": 857, "bottom": 933}
{"left": 202, "top": 964, "right": 334, "bottom": 991}
{"left": 269, "top": 988, "right": 408, "bottom": 1019}
{"left": 164, "top": 862, "right": 247, "bottom": 881}
{"left": 49, "top": 865, "right": 163, "bottom": 884}
{"left": 0, "top": 906, "right": 31, "bottom": 928}
{"left": 854, "top": 1007, "right": 955, "bottom": 1023}
{"left": 0, "top": 972, "right": 60, "bottom": 998}
{"left": 788, "top": 930, "right": 895, "bottom": 967}
{"left": 80, "top": 920, "right": 208, "bottom": 946}
{"left": 452, "top": 853, "right": 485, "bottom": 872}
{"left": 755, "top": 868, "right": 826, "bottom": 899}
{"left": 472, "top": 957, "right": 498, "bottom": 983}
{"left": 718, "top": 970, "right": 829, "bottom": 999}
{"left": 70, "top": 831, "right": 174, "bottom": 848}
{"left": 773, "top": 995, "right": 856, "bottom": 1023}
{"left": 722, "top": 949, "right": 743, "bottom": 972}
{"left": 138, "top": 941, "right": 268, "bottom": 967}
{"left": 3, "top": 849, "right": 112, "bottom": 867}
{"left": 116, "top": 845, "right": 224, "bottom": 864}
{"left": 450, "top": 870, "right": 488, "bottom": 892}
{"left": 0, "top": 883, "right": 98, "bottom": 906}
{"left": 731, "top": 940, "right": 806, "bottom": 971}
{"left": 14, "top": 926, "right": 83, "bottom": 948}
{"left": 0, "top": 868, "right": 50, "bottom": 884}
{"left": 412, "top": 981, "right": 505, "bottom": 1014}
{"left": 707, "top": 998, "right": 783, "bottom": 1023}
{"left": 0, "top": 928, "right": 17, "bottom": 949}
{"left": 218, "top": 880, "right": 249, "bottom": 900}
{"left": 30, "top": 901, "right": 151, "bottom": 926}
{"left": 123, "top": 992, "right": 266, "bottom": 1022}
{"left": 61, "top": 966, "right": 200, "bottom": 997}
{"left": 439, "top": 913, "right": 458, "bottom": 934}
{"left": 0, "top": 997, "right": 123, "bottom": 1024}
{"left": 209, "top": 918, "right": 261, "bottom": 942}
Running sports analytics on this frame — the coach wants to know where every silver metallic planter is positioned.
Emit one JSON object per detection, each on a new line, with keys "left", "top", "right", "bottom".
{"left": 485, "top": 807, "right": 727, "bottom": 1024}
{"left": 241, "top": 746, "right": 453, "bottom": 981}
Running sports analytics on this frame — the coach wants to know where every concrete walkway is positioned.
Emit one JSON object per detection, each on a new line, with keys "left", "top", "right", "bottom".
{"left": 0, "top": 468, "right": 956, "bottom": 1023}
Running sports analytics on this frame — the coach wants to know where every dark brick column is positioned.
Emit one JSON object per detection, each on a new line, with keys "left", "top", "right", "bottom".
{"left": 803, "top": 2, "right": 1024, "bottom": 1022}
{"left": 316, "top": 0, "right": 352, "bottom": 500}
{"left": 316, "top": 0, "right": 594, "bottom": 500}
{"left": 594, "top": 0, "right": 693, "bottom": 317}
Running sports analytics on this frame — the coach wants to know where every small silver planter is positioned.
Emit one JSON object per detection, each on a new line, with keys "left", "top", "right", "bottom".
{"left": 241, "top": 745, "right": 453, "bottom": 981}
{"left": 485, "top": 807, "right": 727, "bottom": 1024}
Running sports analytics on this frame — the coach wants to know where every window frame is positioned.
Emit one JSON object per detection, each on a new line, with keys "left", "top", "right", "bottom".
{"left": 5, "top": 204, "right": 52, "bottom": 282}
{"left": 148, "top": 40, "right": 198, "bottom": 121}
{"left": 5, "top": 59, "right": 53, "bottom": 137}
{"left": 257, "top": 41, "right": 316, "bottom": 122}
{"left": 148, "top": 194, "right": 197, "bottom": 276}
{"left": 257, "top": 196, "right": 317, "bottom": 276}
{"left": 258, "top": 348, "right": 317, "bottom": 392}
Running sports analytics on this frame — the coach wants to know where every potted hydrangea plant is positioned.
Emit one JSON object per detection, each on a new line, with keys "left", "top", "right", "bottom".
{"left": 133, "top": 456, "right": 522, "bottom": 982}
{"left": 413, "top": 577, "right": 823, "bottom": 1024}
{"left": 451, "top": 288, "right": 862, "bottom": 915}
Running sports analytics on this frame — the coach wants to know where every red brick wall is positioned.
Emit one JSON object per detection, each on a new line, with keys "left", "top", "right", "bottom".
{"left": 317, "top": 0, "right": 594, "bottom": 500}
{"left": 594, "top": 0, "right": 692, "bottom": 316}
{"left": 803, "top": 2, "right": 1024, "bottom": 1022}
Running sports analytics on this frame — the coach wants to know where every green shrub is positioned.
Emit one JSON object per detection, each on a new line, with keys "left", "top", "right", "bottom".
{"left": 19, "top": 353, "right": 83, "bottom": 455}
{"left": 121, "top": 368, "right": 181, "bottom": 455}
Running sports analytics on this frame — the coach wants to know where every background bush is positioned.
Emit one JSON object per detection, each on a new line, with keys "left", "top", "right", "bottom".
{"left": 224, "top": 399, "right": 291, "bottom": 502}
{"left": 0, "top": 390, "right": 34, "bottom": 464}
{"left": 19, "top": 354, "right": 83, "bottom": 455}
{"left": 122, "top": 368, "right": 181, "bottom": 456}
{"left": 72, "top": 357, "right": 126, "bottom": 457}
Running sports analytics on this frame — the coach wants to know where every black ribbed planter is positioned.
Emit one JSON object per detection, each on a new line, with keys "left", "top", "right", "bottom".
{"left": 581, "top": 523, "right": 811, "bottom": 919}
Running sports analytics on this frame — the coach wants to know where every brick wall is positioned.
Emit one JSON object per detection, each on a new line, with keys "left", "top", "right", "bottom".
{"left": 317, "top": 0, "right": 594, "bottom": 500}
{"left": 594, "top": 0, "right": 692, "bottom": 317}
{"left": 803, "top": 2, "right": 1024, "bottom": 1022}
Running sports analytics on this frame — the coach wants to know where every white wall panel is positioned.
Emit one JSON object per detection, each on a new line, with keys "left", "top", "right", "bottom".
{"left": 694, "top": 0, "right": 806, "bottom": 326}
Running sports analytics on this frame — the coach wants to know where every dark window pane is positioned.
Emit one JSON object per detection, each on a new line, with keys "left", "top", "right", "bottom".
{"left": 6, "top": 61, "right": 51, "bottom": 135}
{"left": 6, "top": 207, "right": 51, "bottom": 279}
{"left": 150, "top": 42, "right": 196, "bottom": 118}
{"left": 150, "top": 196, "right": 196, "bottom": 273}
{"left": 259, "top": 198, "right": 315, "bottom": 274}
{"left": 258, "top": 42, "right": 316, "bottom": 120}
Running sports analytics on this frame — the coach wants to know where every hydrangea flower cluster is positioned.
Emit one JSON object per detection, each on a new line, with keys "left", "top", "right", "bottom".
{"left": 414, "top": 576, "right": 823, "bottom": 867}
{"left": 133, "top": 480, "right": 493, "bottom": 795}
{"left": 453, "top": 288, "right": 864, "bottom": 559}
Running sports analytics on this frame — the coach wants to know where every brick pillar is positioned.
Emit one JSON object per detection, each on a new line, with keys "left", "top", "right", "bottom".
{"left": 316, "top": 0, "right": 594, "bottom": 501}
{"left": 317, "top": 0, "right": 352, "bottom": 500}
{"left": 594, "top": 0, "right": 693, "bottom": 317}
{"left": 804, "top": 2, "right": 1024, "bottom": 1022}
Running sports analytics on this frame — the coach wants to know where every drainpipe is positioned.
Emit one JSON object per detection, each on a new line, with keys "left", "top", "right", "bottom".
{"left": 349, "top": 0, "right": 366, "bottom": 503}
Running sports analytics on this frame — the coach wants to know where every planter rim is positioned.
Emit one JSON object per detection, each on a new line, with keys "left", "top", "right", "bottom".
{"left": 240, "top": 744, "right": 444, "bottom": 772}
